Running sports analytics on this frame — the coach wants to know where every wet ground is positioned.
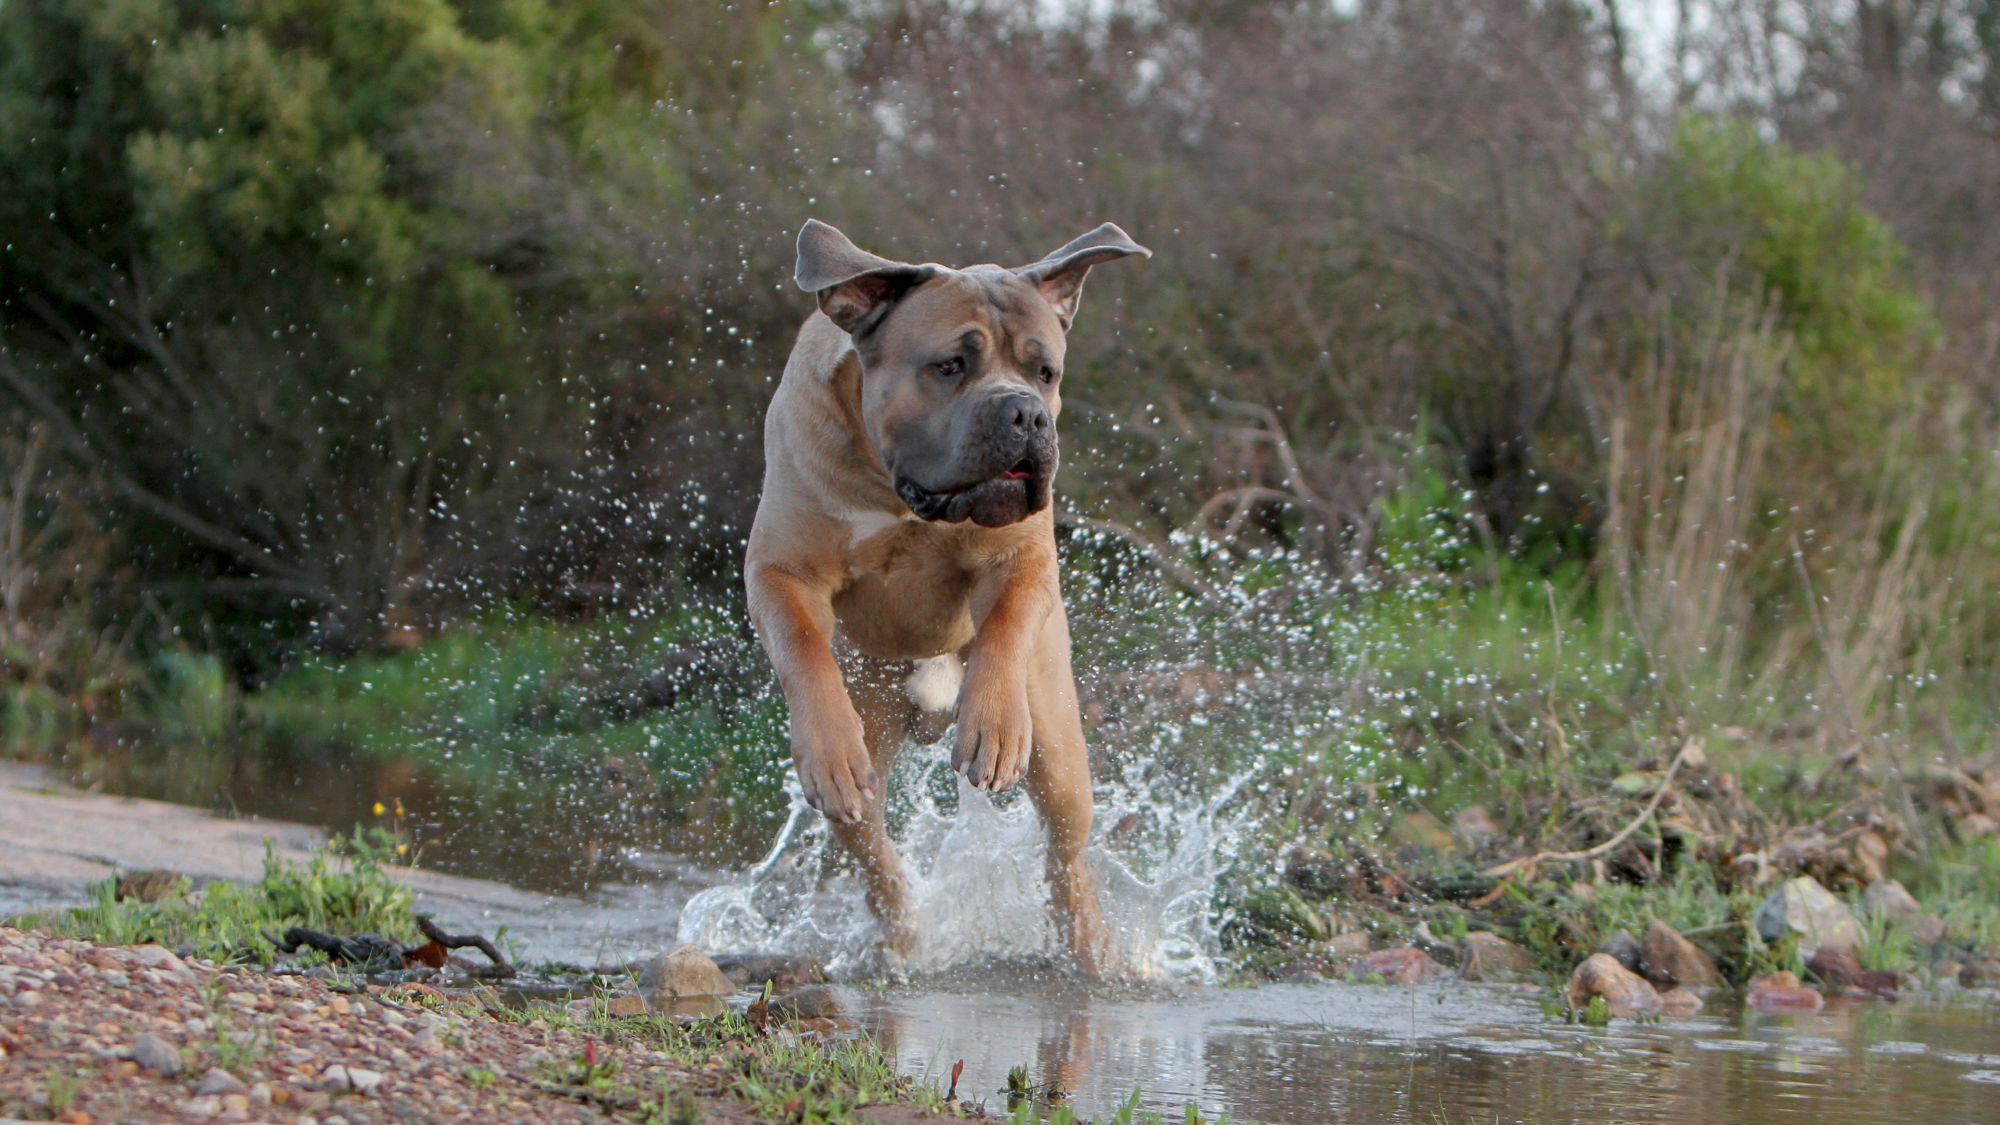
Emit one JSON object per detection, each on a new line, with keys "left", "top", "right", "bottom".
{"left": 11, "top": 745, "right": 2000, "bottom": 1124}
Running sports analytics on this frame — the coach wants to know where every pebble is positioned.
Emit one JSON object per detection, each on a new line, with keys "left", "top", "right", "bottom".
{"left": 130, "top": 1031, "right": 183, "bottom": 1074}
{"left": 1566, "top": 953, "right": 1663, "bottom": 1018}
{"left": 320, "top": 1064, "right": 385, "bottom": 1094}
{"left": 196, "top": 1066, "right": 248, "bottom": 1095}
{"left": 1349, "top": 946, "right": 1443, "bottom": 984}
{"left": 125, "top": 945, "right": 189, "bottom": 974}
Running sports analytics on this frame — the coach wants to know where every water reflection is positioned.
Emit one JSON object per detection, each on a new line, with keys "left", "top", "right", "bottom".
{"left": 852, "top": 980, "right": 2000, "bottom": 1124}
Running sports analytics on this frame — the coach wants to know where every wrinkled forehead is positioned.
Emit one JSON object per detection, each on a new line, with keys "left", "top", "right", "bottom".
{"left": 875, "top": 267, "right": 1065, "bottom": 359}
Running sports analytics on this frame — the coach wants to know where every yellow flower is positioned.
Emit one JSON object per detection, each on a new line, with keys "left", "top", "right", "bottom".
{"left": 395, "top": 843, "right": 409, "bottom": 856}
{"left": 393, "top": 798, "right": 405, "bottom": 817}
{"left": 372, "top": 801, "right": 385, "bottom": 817}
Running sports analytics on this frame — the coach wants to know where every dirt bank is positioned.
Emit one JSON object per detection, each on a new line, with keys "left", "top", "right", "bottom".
{"left": 0, "top": 764, "right": 676, "bottom": 965}
{"left": 0, "top": 926, "right": 954, "bottom": 1124}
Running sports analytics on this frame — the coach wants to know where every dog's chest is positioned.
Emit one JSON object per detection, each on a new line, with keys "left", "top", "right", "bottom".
{"left": 831, "top": 522, "right": 978, "bottom": 659}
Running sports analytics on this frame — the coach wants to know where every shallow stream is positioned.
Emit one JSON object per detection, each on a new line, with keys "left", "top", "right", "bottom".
{"left": 28, "top": 736, "right": 2000, "bottom": 1123}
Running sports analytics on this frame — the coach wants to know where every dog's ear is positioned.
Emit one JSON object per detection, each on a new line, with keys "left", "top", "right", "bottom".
{"left": 1014, "top": 223, "right": 1151, "bottom": 331}
{"left": 795, "top": 220, "right": 934, "bottom": 334}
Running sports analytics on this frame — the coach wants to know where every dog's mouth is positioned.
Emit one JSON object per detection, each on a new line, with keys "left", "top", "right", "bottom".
{"left": 895, "top": 457, "right": 1051, "bottom": 528}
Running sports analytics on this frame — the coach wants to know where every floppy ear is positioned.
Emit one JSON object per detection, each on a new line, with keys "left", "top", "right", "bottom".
{"left": 795, "top": 219, "right": 934, "bottom": 334}
{"left": 1013, "top": 223, "right": 1151, "bottom": 331}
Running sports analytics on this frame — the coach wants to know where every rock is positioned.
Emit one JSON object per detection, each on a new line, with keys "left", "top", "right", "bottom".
{"left": 1640, "top": 920, "right": 1721, "bottom": 988}
{"left": 1324, "top": 931, "right": 1371, "bottom": 961}
{"left": 195, "top": 1067, "right": 246, "bottom": 1096}
{"left": 125, "top": 945, "right": 190, "bottom": 976}
{"left": 711, "top": 953, "right": 831, "bottom": 991}
{"left": 1349, "top": 947, "right": 1442, "bottom": 984}
{"left": 1912, "top": 914, "right": 1947, "bottom": 946}
{"left": 1657, "top": 988, "right": 1704, "bottom": 1016}
{"left": 1959, "top": 958, "right": 2000, "bottom": 987}
{"left": 1755, "top": 876, "right": 1863, "bottom": 958}
{"left": 1599, "top": 929, "right": 1644, "bottom": 974}
{"left": 1806, "top": 945, "right": 1899, "bottom": 994}
{"left": 604, "top": 994, "right": 648, "bottom": 1017}
{"left": 1862, "top": 879, "right": 1921, "bottom": 920}
{"left": 1273, "top": 932, "right": 1371, "bottom": 980}
{"left": 319, "top": 1064, "right": 384, "bottom": 1094}
{"left": 639, "top": 945, "right": 736, "bottom": 1016}
{"left": 130, "top": 1032, "right": 182, "bottom": 1075}
{"left": 1806, "top": 944, "right": 1862, "bottom": 985}
{"left": 1747, "top": 971, "right": 1824, "bottom": 1012}
{"left": 1566, "top": 953, "right": 1662, "bottom": 1018}
{"left": 769, "top": 984, "right": 847, "bottom": 1021}
{"left": 1459, "top": 932, "right": 1537, "bottom": 982}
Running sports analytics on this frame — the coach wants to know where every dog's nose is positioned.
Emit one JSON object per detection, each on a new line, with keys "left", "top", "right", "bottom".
{"left": 1007, "top": 396, "right": 1051, "bottom": 434}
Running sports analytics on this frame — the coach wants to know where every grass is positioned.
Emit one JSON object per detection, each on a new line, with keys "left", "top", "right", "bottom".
{"left": 499, "top": 1000, "right": 948, "bottom": 1122}
{"left": 8, "top": 829, "right": 415, "bottom": 961}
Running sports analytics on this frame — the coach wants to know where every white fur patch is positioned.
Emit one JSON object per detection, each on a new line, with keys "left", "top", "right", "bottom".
{"left": 905, "top": 654, "right": 963, "bottom": 713}
{"left": 838, "top": 506, "right": 917, "bottom": 549}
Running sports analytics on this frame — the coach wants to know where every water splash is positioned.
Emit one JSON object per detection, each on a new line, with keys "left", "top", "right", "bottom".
{"left": 676, "top": 735, "right": 1261, "bottom": 983}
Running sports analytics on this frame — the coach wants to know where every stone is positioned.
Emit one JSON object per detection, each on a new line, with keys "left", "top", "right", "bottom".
{"left": 195, "top": 1067, "right": 247, "bottom": 1096}
{"left": 1807, "top": 945, "right": 1902, "bottom": 995}
{"left": 1349, "top": 946, "right": 1442, "bottom": 985}
{"left": 1912, "top": 914, "right": 1947, "bottom": 946}
{"left": 711, "top": 954, "right": 831, "bottom": 991}
{"left": 639, "top": 945, "right": 736, "bottom": 1016}
{"left": 1959, "top": 958, "right": 2000, "bottom": 987}
{"left": 125, "top": 945, "right": 188, "bottom": 974}
{"left": 1862, "top": 879, "right": 1921, "bottom": 920}
{"left": 130, "top": 1032, "right": 182, "bottom": 1075}
{"left": 1755, "top": 876, "right": 1864, "bottom": 958}
{"left": 1458, "top": 932, "right": 1537, "bottom": 982}
{"left": 1640, "top": 920, "right": 1721, "bottom": 988}
{"left": 1657, "top": 988, "right": 1704, "bottom": 1016}
{"left": 319, "top": 1064, "right": 384, "bottom": 1094}
{"left": 1324, "top": 931, "right": 1371, "bottom": 962}
{"left": 1747, "top": 971, "right": 1824, "bottom": 1012}
{"left": 1566, "top": 953, "right": 1662, "bottom": 1019}
{"left": 1599, "top": 929, "right": 1644, "bottom": 974}
{"left": 603, "top": 994, "right": 648, "bottom": 1017}
{"left": 769, "top": 984, "right": 847, "bottom": 1021}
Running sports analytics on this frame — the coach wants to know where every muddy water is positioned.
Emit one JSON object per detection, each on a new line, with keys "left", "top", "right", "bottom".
{"left": 848, "top": 978, "right": 2000, "bottom": 1124}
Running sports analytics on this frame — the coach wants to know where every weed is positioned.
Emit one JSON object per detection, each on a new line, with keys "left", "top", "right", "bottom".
{"left": 465, "top": 1066, "right": 499, "bottom": 1090}
{"left": 44, "top": 1069, "right": 82, "bottom": 1114}
{"left": 9, "top": 838, "right": 414, "bottom": 961}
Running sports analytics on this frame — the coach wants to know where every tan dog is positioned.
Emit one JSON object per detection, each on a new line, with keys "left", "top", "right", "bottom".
{"left": 744, "top": 219, "right": 1150, "bottom": 976}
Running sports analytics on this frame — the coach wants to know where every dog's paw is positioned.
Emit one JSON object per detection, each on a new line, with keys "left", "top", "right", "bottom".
{"left": 791, "top": 705, "right": 877, "bottom": 825}
{"left": 952, "top": 678, "right": 1032, "bottom": 791}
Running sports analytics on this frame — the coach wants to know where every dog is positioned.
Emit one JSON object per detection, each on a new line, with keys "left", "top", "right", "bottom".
{"left": 743, "top": 218, "right": 1150, "bottom": 976}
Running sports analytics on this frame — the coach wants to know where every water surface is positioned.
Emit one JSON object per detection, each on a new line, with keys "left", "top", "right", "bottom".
{"left": 850, "top": 978, "right": 2000, "bottom": 1124}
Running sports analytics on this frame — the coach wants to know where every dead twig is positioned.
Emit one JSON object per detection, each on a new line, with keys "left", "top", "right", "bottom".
{"left": 1479, "top": 738, "right": 1702, "bottom": 879}
{"left": 416, "top": 914, "right": 517, "bottom": 978}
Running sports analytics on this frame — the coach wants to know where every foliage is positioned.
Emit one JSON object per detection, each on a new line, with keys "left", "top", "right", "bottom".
{"left": 12, "top": 835, "right": 415, "bottom": 960}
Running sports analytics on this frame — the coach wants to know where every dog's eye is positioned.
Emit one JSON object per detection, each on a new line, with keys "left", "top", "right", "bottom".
{"left": 934, "top": 357, "right": 965, "bottom": 379}
{"left": 1040, "top": 365, "right": 1058, "bottom": 384}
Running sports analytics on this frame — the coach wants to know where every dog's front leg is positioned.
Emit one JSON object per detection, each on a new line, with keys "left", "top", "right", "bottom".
{"left": 955, "top": 548, "right": 1058, "bottom": 791}
{"left": 745, "top": 562, "right": 877, "bottom": 824}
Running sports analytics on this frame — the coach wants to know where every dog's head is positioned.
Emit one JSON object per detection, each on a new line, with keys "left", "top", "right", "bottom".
{"left": 795, "top": 219, "right": 1149, "bottom": 528}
